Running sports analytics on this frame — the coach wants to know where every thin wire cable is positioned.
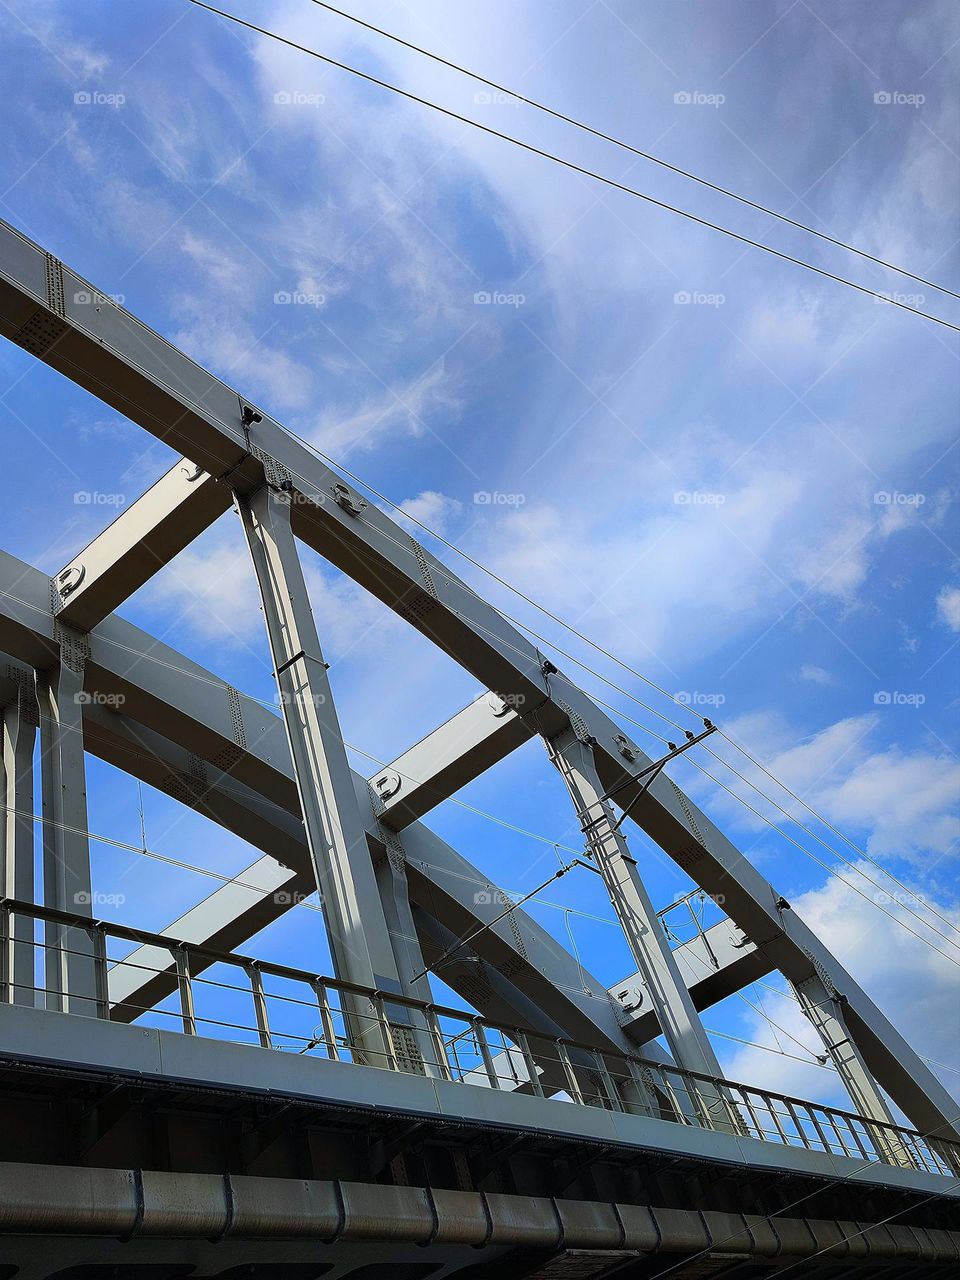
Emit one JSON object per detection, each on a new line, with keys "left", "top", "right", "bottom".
{"left": 268, "top": 436, "right": 960, "bottom": 944}
{"left": 307, "top": 0, "right": 960, "bottom": 301}
{"left": 183, "top": 0, "right": 960, "bottom": 331}
{"left": 5, "top": 563, "right": 951, "bottom": 963}
{"left": 282, "top": 466, "right": 957, "bottom": 950}
{"left": 673, "top": 756, "right": 960, "bottom": 968}
{"left": 715, "top": 727, "right": 960, "bottom": 939}
{"left": 338, "top": 572, "right": 958, "bottom": 954}
{"left": 695, "top": 743, "right": 960, "bottom": 951}
{"left": 0, "top": 803, "right": 326, "bottom": 913}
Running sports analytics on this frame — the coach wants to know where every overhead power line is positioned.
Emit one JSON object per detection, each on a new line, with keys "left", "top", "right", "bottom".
{"left": 270, "top": 445, "right": 957, "bottom": 957}
{"left": 269, "top": 433, "right": 956, "bottom": 949}
{"left": 183, "top": 0, "right": 960, "bottom": 331}
{"left": 307, "top": 0, "right": 960, "bottom": 302}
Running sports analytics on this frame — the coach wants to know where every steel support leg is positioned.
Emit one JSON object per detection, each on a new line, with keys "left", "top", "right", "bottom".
{"left": 793, "top": 973, "right": 915, "bottom": 1168}
{"left": 369, "top": 821, "right": 446, "bottom": 1078}
{"left": 547, "top": 729, "right": 735, "bottom": 1129}
{"left": 1, "top": 685, "right": 37, "bottom": 1005}
{"left": 237, "top": 483, "right": 399, "bottom": 1065}
{"left": 36, "top": 652, "right": 96, "bottom": 1014}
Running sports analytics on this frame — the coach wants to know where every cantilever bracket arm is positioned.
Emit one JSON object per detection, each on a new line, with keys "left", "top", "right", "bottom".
{"left": 602, "top": 725, "right": 717, "bottom": 833}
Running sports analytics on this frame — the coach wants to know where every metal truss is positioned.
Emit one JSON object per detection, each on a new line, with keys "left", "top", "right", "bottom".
{"left": 0, "top": 214, "right": 957, "bottom": 1162}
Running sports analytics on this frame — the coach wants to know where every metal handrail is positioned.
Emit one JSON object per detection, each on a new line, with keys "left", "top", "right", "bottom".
{"left": 1, "top": 896, "right": 956, "bottom": 1176}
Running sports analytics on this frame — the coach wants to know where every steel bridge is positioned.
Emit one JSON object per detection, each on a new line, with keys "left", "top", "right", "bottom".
{"left": 0, "top": 215, "right": 957, "bottom": 1278}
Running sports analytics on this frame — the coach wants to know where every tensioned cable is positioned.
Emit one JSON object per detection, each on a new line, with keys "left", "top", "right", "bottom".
{"left": 714, "top": 727, "right": 960, "bottom": 940}
{"left": 307, "top": 0, "right": 960, "bottom": 301}
{"left": 8, "top": 561, "right": 946, "bottom": 958}
{"left": 273, "top": 441, "right": 956, "bottom": 945}
{"left": 183, "top": 0, "right": 960, "bottom": 331}
{"left": 20, "top": 0, "right": 946, "bottom": 953}
{"left": 314, "top": 555, "right": 958, "bottom": 955}
{"left": 697, "top": 740, "right": 960, "bottom": 948}
{"left": 673, "top": 756, "right": 960, "bottom": 967}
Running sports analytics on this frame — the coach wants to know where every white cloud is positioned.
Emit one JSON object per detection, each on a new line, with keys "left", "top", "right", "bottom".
{"left": 707, "top": 712, "right": 960, "bottom": 864}
{"left": 719, "top": 866, "right": 960, "bottom": 1109}
{"left": 799, "top": 664, "right": 836, "bottom": 686}
{"left": 388, "top": 489, "right": 463, "bottom": 537}
{"left": 936, "top": 585, "right": 960, "bottom": 633}
{"left": 308, "top": 362, "right": 463, "bottom": 456}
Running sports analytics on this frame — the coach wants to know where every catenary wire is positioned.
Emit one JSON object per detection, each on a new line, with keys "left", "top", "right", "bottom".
{"left": 182, "top": 0, "right": 960, "bottom": 331}
{"left": 306, "top": 0, "right": 960, "bottom": 301}
{"left": 272, "top": 439, "right": 957, "bottom": 947}
{"left": 5, "top": 569, "right": 949, "bottom": 962}
{"left": 273, "top": 428, "right": 959, "bottom": 942}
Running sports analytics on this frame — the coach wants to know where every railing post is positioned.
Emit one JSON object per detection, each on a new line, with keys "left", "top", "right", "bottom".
{"left": 89, "top": 923, "right": 110, "bottom": 1020}
{"left": 592, "top": 1051, "right": 625, "bottom": 1112}
{"left": 245, "top": 963, "right": 272, "bottom": 1049}
{"left": 425, "top": 1007, "right": 452, "bottom": 1081}
{"left": 557, "top": 1040, "right": 584, "bottom": 1105}
{"left": 370, "top": 993, "right": 398, "bottom": 1071}
{"left": 515, "top": 1031, "right": 545, "bottom": 1098}
{"left": 473, "top": 1019, "right": 501, "bottom": 1089}
{"left": 174, "top": 946, "right": 197, "bottom": 1036}
{"left": 310, "top": 979, "right": 339, "bottom": 1059}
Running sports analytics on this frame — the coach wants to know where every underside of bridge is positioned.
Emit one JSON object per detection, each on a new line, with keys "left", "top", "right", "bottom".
{"left": 0, "top": 217, "right": 957, "bottom": 1278}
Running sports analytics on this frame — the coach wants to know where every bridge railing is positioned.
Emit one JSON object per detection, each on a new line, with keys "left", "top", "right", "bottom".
{"left": 2, "top": 896, "right": 957, "bottom": 1180}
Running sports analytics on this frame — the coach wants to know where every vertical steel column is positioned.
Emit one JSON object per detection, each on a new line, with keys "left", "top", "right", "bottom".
{"left": 237, "top": 482, "right": 399, "bottom": 1063}
{"left": 793, "top": 972, "right": 914, "bottom": 1168}
{"left": 1, "top": 681, "right": 38, "bottom": 1005}
{"left": 547, "top": 729, "right": 733, "bottom": 1127}
{"left": 36, "top": 642, "right": 97, "bottom": 1015}
{"left": 369, "top": 819, "right": 445, "bottom": 1077}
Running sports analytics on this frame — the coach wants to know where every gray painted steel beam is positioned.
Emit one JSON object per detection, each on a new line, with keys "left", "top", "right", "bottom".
{"left": 0, "top": 222, "right": 955, "bottom": 1138}
{"left": 611, "top": 917, "right": 772, "bottom": 1040}
{"left": 238, "top": 483, "right": 400, "bottom": 1005}
{"left": 1, "top": 673, "right": 37, "bottom": 1005}
{"left": 53, "top": 459, "right": 232, "bottom": 632}
{"left": 548, "top": 728, "right": 731, "bottom": 1130}
{"left": 371, "top": 691, "right": 533, "bottom": 828}
{"left": 35, "top": 643, "right": 97, "bottom": 1014}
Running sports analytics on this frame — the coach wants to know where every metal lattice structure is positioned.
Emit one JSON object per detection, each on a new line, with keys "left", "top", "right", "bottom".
{"left": 0, "top": 215, "right": 958, "bottom": 1277}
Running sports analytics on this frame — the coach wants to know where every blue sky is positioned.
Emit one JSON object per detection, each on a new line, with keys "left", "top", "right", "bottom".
{"left": 1, "top": 0, "right": 958, "bottom": 1111}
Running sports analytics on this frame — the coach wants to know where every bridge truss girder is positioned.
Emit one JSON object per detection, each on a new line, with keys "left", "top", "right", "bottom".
{"left": 0, "top": 217, "right": 956, "bottom": 1143}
